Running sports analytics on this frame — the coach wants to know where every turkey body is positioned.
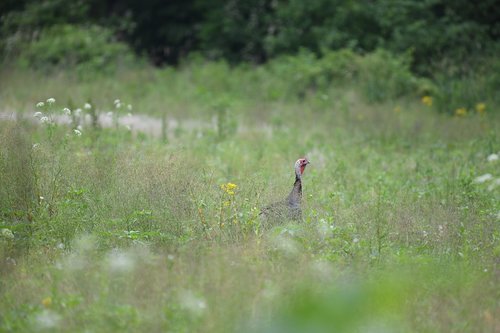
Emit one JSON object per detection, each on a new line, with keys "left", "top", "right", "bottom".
{"left": 261, "top": 158, "right": 309, "bottom": 223}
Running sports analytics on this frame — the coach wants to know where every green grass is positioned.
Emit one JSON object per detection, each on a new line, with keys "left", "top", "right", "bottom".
{"left": 0, "top": 63, "right": 499, "bottom": 332}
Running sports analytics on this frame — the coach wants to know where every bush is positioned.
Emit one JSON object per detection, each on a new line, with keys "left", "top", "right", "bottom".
{"left": 356, "top": 49, "right": 421, "bottom": 102}
{"left": 17, "top": 24, "right": 135, "bottom": 75}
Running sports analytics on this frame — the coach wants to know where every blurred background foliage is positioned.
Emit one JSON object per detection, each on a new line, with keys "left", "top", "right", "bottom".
{"left": 0, "top": 0, "right": 499, "bottom": 111}
{"left": 1, "top": 0, "right": 498, "bottom": 67}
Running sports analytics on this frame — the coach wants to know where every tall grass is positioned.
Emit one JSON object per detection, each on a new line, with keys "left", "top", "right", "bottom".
{"left": 0, "top": 57, "right": 499, "bottom": 332}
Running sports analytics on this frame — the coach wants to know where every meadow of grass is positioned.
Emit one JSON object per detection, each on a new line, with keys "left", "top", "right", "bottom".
{"left": 0, "top": 58, "right": 499, "bottom": 332}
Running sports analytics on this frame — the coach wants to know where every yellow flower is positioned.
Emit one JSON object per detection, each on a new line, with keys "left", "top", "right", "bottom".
{"left": 220, "top": 182, "right": 238, "bottom": 195}
{"left": 475, "top": 103, "right": 486, "bottom": 114}
{"left": 421, "top": 96, "right": 433, "bottom": 107}
{"left": 42, "top": 296, "right": 52, "bottom": 308}
{"left": 455, "top": 108, "right": 467, "bottom": 117}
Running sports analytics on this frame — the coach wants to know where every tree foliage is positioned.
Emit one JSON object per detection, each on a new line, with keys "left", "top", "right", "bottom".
{"left": 1, "top": 0, "right": 498, "bottom": 71}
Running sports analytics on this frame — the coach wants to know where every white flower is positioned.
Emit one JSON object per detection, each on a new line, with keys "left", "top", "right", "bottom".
{"left": 40, "top": 116, "right": 49, "bottom": 124}
{"left": 474, "top": 173, "right": 493, "bottom": 183}
{"left": 6, "top": 257, "right": 16, "bottom": 266}
{"left": 84, "top": 103, "right": 92, "bottom": 110}
{"left": 32, "top": 143, "right": 40, "bottom": 149}
{"left": 125, "top": 125, "right": 131, "bottom": 131}
{"left": 127, "top": 104, "right": 133, "bottom": 111}
{"left": 34, "top": 310, "right": 61, "bottom": 329}
{"left": 113, "top": 99, "right": 121, "bottom": 105}
{"left": 39, "top": 196, "right": 44, "bottom": 200}
{"left": 487, "top": 178, "right": 500, "bottom": 191}
{"left": 34, "top": 111, "right": 43, "bottom": 118}
{"left": 107, "top": 250, "right": 134, "bottom": 273}
{"left": 1, "top": 228, "right": 14, "bottom": 239}
{"left": 73, "top": 129, "right": 82, "bottom": 136}
{"left": 63, "top": 108, "right": 71, "bottom": 116}
{"left": 107, "top": 111, "right": 113, "bottom": 117}
{"left": 487, "top": 153, "right": 499, "bottom": 162}
{"left": 115, "top": 102, "right": 122, "bottom": 109}
{"left": 77, "top": 125, "right": 83, "bottom": 131}
{"left": 179, "top": 290, "right": 207, "bottom": 315}
{"left": 75, "top": 108, "right": 82, "bottom": 116}
{"left": 46, "top": 98, "right": 55, "bottom": 104}
{"left": 36, "top": 102, "right": 44, "bottom": 108}
{"left": 167, "top": 254, "right": 175, "bottom": 261}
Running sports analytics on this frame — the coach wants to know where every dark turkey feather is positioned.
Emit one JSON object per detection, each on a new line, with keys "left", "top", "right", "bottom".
{"left": 261, "top": 158, "right": 309, "bottom": 223}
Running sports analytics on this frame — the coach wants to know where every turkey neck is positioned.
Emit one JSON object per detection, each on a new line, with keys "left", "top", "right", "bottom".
{"left": 287, "top": 172, "right": 302, "bottom": 205}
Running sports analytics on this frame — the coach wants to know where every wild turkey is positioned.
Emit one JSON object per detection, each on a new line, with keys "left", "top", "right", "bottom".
{"left": 261, "top": 158, "right": 310, "bottom": 222}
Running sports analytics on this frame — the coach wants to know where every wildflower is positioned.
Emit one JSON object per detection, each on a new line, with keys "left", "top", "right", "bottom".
{"left": 421, "top": 96, "right": 433, "bottom": 107}
{"left": 474, "top": 173, "right": 493, "bottom": 183}
{"left": 63, "top": 108, "right": 71, "bottom": 116}
{"left": 73, "top": 129, "right": 82, "bottom": 136}
{"left": 107, "top": 111, "right": 113, "bottom": 117}
{"left": 46, "top": 98, "right": 55, "bottom": 104}
{"left": 40, "top": 116, "right": 49, "bottom": 124}
{"left": 127, "top": 104, "right": 133, "bottom": 111}
{"left": 487, "top": 178, "right": 500, "bottom": 191}
{"left": 115, "top": 102, "right": 122, "bottom": 109}
{"left": 36, "top": 102, "right": 45, "bottom": 108}
{"left": 34, "top": 310, "right": 61, "bottom": 329}
{"left": 487, "top": 153, "right": 498, "bottom": 162}
{"left": 220, "top": 182, "right": 238, "bottom": 195}
{"left": 1, "top": 228, "right": 14, "bottom": 239}
{"left": 32, "top": 143, "right": 40, "bottom": 149}
{"left": 475, "top": 103, "right": 486, "bottom": 114}
{"left": 74, "top": 108, "right": 82, "bottom": 116}
{"left": 42, "top": 297, "right": 52, "bottom": 308}
{"left": 6, "top": 257, "right": 16, "bottom": 266}
{"left": 84, "top": 103, "right": 92, "bottom": 110}
{"left": 77, "top": 125, "right": 83, "bottom": 131}
{"left": 107, "top": 250, "right": 134, "bottom": 273}
{"left": 39, "top": 196, "right": 44, "bottom": 200}
{"left": 113, "top": 99, "right": 121, "bottom": 105}
{"left": 393, "top": 106, "right": 401, "bottom": 113}
{"left": 179, "top": 290, "right": 207, "bottom": 315}
{"left": 455, "top": 108, "right": 467, "bottom": 117}
{"left": 167, "top": 254, "right": 175, "bottom": 261}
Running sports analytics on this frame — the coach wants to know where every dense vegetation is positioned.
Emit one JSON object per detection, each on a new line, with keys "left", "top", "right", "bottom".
{"left": 0, "top": 1, "right": 499, "bottom": 332}
{"left": 2, "top": 0, "right": 499, "bottom": 67}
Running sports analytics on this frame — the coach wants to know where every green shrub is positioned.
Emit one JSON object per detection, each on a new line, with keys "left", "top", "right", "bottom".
{"left": 18, "top": 24, "right": 135, "bottom": 75}
{"left": 432, "top": 54, "right": 500, "bottom": 114}
{"left": 356, "top": 49, "right": 420, "bottom": 102}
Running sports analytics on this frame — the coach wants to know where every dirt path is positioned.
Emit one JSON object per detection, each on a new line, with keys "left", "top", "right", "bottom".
{"left": 0, "top": 111, "right": 212, "bottom": 140}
